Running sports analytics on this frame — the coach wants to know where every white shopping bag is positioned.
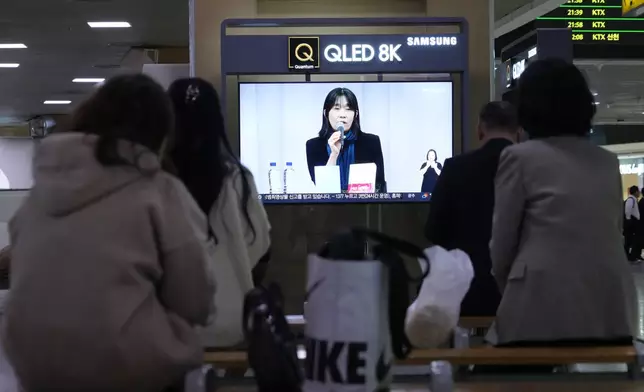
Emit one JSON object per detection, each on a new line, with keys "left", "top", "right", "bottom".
{"left": 303, "top": 230, "right": 428, "bottom": 392}
{"left": 405, "top": 246, "right": 474, "bottom": 348}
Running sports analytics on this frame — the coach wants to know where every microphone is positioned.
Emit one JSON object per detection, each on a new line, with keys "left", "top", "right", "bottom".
{"left": 336, "top": 122, "right": 346, "bottom": 150}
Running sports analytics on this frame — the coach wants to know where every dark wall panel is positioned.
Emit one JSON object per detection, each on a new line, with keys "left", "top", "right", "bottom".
{"left": 263, "top": 202, "right": 430, "bottom": 314}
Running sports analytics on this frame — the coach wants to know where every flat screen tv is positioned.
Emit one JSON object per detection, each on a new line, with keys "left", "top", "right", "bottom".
{"left": 239, "top": 81, "right": 453, "bottom": 203}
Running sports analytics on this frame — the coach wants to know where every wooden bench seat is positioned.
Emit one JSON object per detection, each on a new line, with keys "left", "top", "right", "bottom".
{"left": 285, "top": 315, "right": 495, "bottom": 331}
{"left": 215, "top": 381, "right": 644, "bottom": 392}
{"left": 203, "top": 345, "right": 638, "bottom": 369}
{"left": 458, "top": 317, "right": 494, "bottom": 330}
{"left": 404, "top": 346, "right": 638, "bottom": 366}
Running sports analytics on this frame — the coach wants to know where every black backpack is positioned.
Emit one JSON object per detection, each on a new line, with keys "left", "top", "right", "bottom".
{"left": 243, "top": 283, "right": 303, "bottom": 392}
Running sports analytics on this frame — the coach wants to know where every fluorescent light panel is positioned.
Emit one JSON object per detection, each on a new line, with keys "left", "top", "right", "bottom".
{"left": 0, "top": 64, "right": 19, "bottom": 68}
{"left": 87, "top": 21, "right": 131, "bottom": 28}
{"left": 44, "top": 100, "right": 71, "bottom": 105}
{"left": 73, "top": 78, "right": 105, "bottom": 83}
{"left": 0, "top": 44, "right": 26, "bottom": 49}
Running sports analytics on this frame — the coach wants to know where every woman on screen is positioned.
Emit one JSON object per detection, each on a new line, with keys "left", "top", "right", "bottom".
{"left": 167, "top": 78, "right": 271, "bottom": 348}
{"left": 420, "top": 149, "right": 443, "bottom": 193}
{"left": 305, "top": 87, "right": 386, "bottom": 192}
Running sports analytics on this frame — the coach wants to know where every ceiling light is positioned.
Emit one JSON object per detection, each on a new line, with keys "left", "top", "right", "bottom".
{"left": 593, "top": 92, "right": 598, "bottom": 96}
{"left": 0, "top": 63, "right": 19, "bottom": 68}
{"left": 73, "top": 78, "right": 105, "bottom": 83}
{"left": 594, "top": 102, "right": 600, "bottom": 105}
{"left": 0, "top": 44, "right": 27, "bottom": 49}
{"left": 87, "top": 22, "right": 131, "bottom": 28}
{"left": 44, "top": 100, "right": 71, "bottom": 105}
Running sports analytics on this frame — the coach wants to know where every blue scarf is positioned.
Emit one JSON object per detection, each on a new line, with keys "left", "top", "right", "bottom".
{"left": 326, "top": 130, "right": 357, "bottom": 191}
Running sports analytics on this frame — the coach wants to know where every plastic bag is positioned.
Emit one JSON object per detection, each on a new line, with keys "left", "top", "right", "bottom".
{"left": 405, "top": 246, "right": 474, "bottom": 348}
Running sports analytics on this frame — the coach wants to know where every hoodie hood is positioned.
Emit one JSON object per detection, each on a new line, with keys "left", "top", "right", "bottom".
{"left": 31, "top": 133, "right": 161, "bottom": 217}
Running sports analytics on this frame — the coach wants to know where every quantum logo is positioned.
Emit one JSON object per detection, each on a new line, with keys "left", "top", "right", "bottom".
{"left": 288, "top": 37, "right": 320, "bottom": 71}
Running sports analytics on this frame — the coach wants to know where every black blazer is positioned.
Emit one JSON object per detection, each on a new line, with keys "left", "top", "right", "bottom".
{"left": 305, "top": 132, "right": 386, "bottom": 192}
{"left": 425, "top": 138, "right": 512, "bottom": 317}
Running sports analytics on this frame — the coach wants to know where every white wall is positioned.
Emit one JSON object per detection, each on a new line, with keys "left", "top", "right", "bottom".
{"left": 0, "top": 191, "right": 29, "bottom": 248}
{"left": 239, "top": 82, "right": 453, "bottom": 194}
{"left": 0, "top": 139, "right": 35, "bottom": 190}
{"left": 0, "top": 138, "right": 35, "bottom": 247}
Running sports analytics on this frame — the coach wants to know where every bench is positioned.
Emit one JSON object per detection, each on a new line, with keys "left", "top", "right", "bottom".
{"left": 285, "top": 315, "right": 495, "bottom": 330}
{"left": 458, "top": 317, "right": 494, "bottom": 330}
{"left": 203, "top": 345, "right": 641, "bottom": 369}
{"left": 203, "top": 343, "right": 644, "bottom": 391}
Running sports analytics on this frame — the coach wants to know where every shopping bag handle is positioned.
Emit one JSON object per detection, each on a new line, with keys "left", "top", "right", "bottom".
{"left": 351, "top": 228, "right": 429, "bottom": 360}
{"left": 351, "top": 228, "right": 430, "bottom": 281}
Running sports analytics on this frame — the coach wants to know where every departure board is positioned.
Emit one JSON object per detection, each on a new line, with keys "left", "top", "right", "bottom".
{"left": 536, "top": 0, "right": 644, "bottom": 44}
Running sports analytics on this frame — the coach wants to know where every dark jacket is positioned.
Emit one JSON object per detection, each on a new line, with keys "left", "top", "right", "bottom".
{"left": 306, "top": 132, "right": 386, "bottom": 192}
{"left": 425, "top": 138, "right": 512, "bottom": 317}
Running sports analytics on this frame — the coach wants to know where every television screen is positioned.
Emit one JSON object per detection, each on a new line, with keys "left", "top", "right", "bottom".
{"left": 239, "top": 81, "right": 453, "bottom": 203}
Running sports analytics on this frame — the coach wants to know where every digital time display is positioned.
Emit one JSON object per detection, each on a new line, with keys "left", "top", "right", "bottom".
{"left": 536, "top": 0, "right": 644, "bottom": 44}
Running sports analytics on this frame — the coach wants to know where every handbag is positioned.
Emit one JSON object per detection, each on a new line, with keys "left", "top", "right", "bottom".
{"left": 304, "top": 228, "right": 429, "bottom": 392}
{"left": 243, "top": 283, "right": 303, "bottom": 392}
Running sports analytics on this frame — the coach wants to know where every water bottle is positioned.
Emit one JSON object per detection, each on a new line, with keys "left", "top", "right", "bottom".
{"left": 268, "top": 162, "right": 281, "bottom": 194}
{"left": 283, "top": 162, "right": 295, "bottom": 194}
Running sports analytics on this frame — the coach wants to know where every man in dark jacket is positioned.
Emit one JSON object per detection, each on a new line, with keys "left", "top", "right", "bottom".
{"left": 425, "top": 101, "right": 520, "bottom": 316}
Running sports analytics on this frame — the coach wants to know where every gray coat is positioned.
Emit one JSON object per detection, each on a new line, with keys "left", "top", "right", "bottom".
{"left": 490, "top": 136, "right": 636, "bottom": 345}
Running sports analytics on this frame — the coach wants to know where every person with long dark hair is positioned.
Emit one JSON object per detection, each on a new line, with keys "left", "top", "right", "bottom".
{"left": 2, "top": 74, "right": 214, "bottom": 392}
{"left": 167, "top": 78, "right": 271, "bottom": 348}
{"left": 305, "top": 87, "right": 386, "bottom": 192}
{"left": 490, "top": 59, "right": 635, "bottom": 348}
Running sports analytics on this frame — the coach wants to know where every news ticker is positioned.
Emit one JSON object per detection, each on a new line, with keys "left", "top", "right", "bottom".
{"left": 259, "top": 192, "right": 433, "bottom": 203}
{"left": 537, "top": 0, "right": 644, "bottom": 44}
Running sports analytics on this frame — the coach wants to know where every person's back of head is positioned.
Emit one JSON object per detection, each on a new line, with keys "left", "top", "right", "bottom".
{"left": 167, "top": 78, "right": 230, "bottom": 214}
{"left": 477, "top": 101, "right": 519, "bottom": 142}
{"left": 630, "top": 185, "right": 640, "bottom": 197}
{"left": 517, "top": 58, "right": 596, "bottom": 139}
{"left": 71, "top": 74, "right": 174, "bottom": 166}
{"left": 167, "top": 78, "right": 257, "bottom": 241}
{"left": 33, "top": 74, "right": 174, "bottom": 217}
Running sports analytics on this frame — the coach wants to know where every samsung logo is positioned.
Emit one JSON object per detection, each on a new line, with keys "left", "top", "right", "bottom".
{"left": 406, "top": 36, "right": 458, "bottom": 47}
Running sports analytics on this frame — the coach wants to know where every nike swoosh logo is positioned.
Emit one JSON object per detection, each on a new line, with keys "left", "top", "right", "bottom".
{"left": 376, "top": 349, "right": 392, "bottom": 384}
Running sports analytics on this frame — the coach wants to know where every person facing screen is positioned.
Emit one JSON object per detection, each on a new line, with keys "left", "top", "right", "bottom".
{"left": 419, "top": 149, "right": 442, "bottom": 193}
{"left": 166, "top": 78, "right": 272, "bottom": 348}
{"left": 305, "top": 87, "right": 386, "bottom": 192}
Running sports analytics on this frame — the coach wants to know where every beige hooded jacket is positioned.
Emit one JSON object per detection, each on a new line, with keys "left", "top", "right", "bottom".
{"left": 2, "top": 133, "right": 214, "bottom": 392}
